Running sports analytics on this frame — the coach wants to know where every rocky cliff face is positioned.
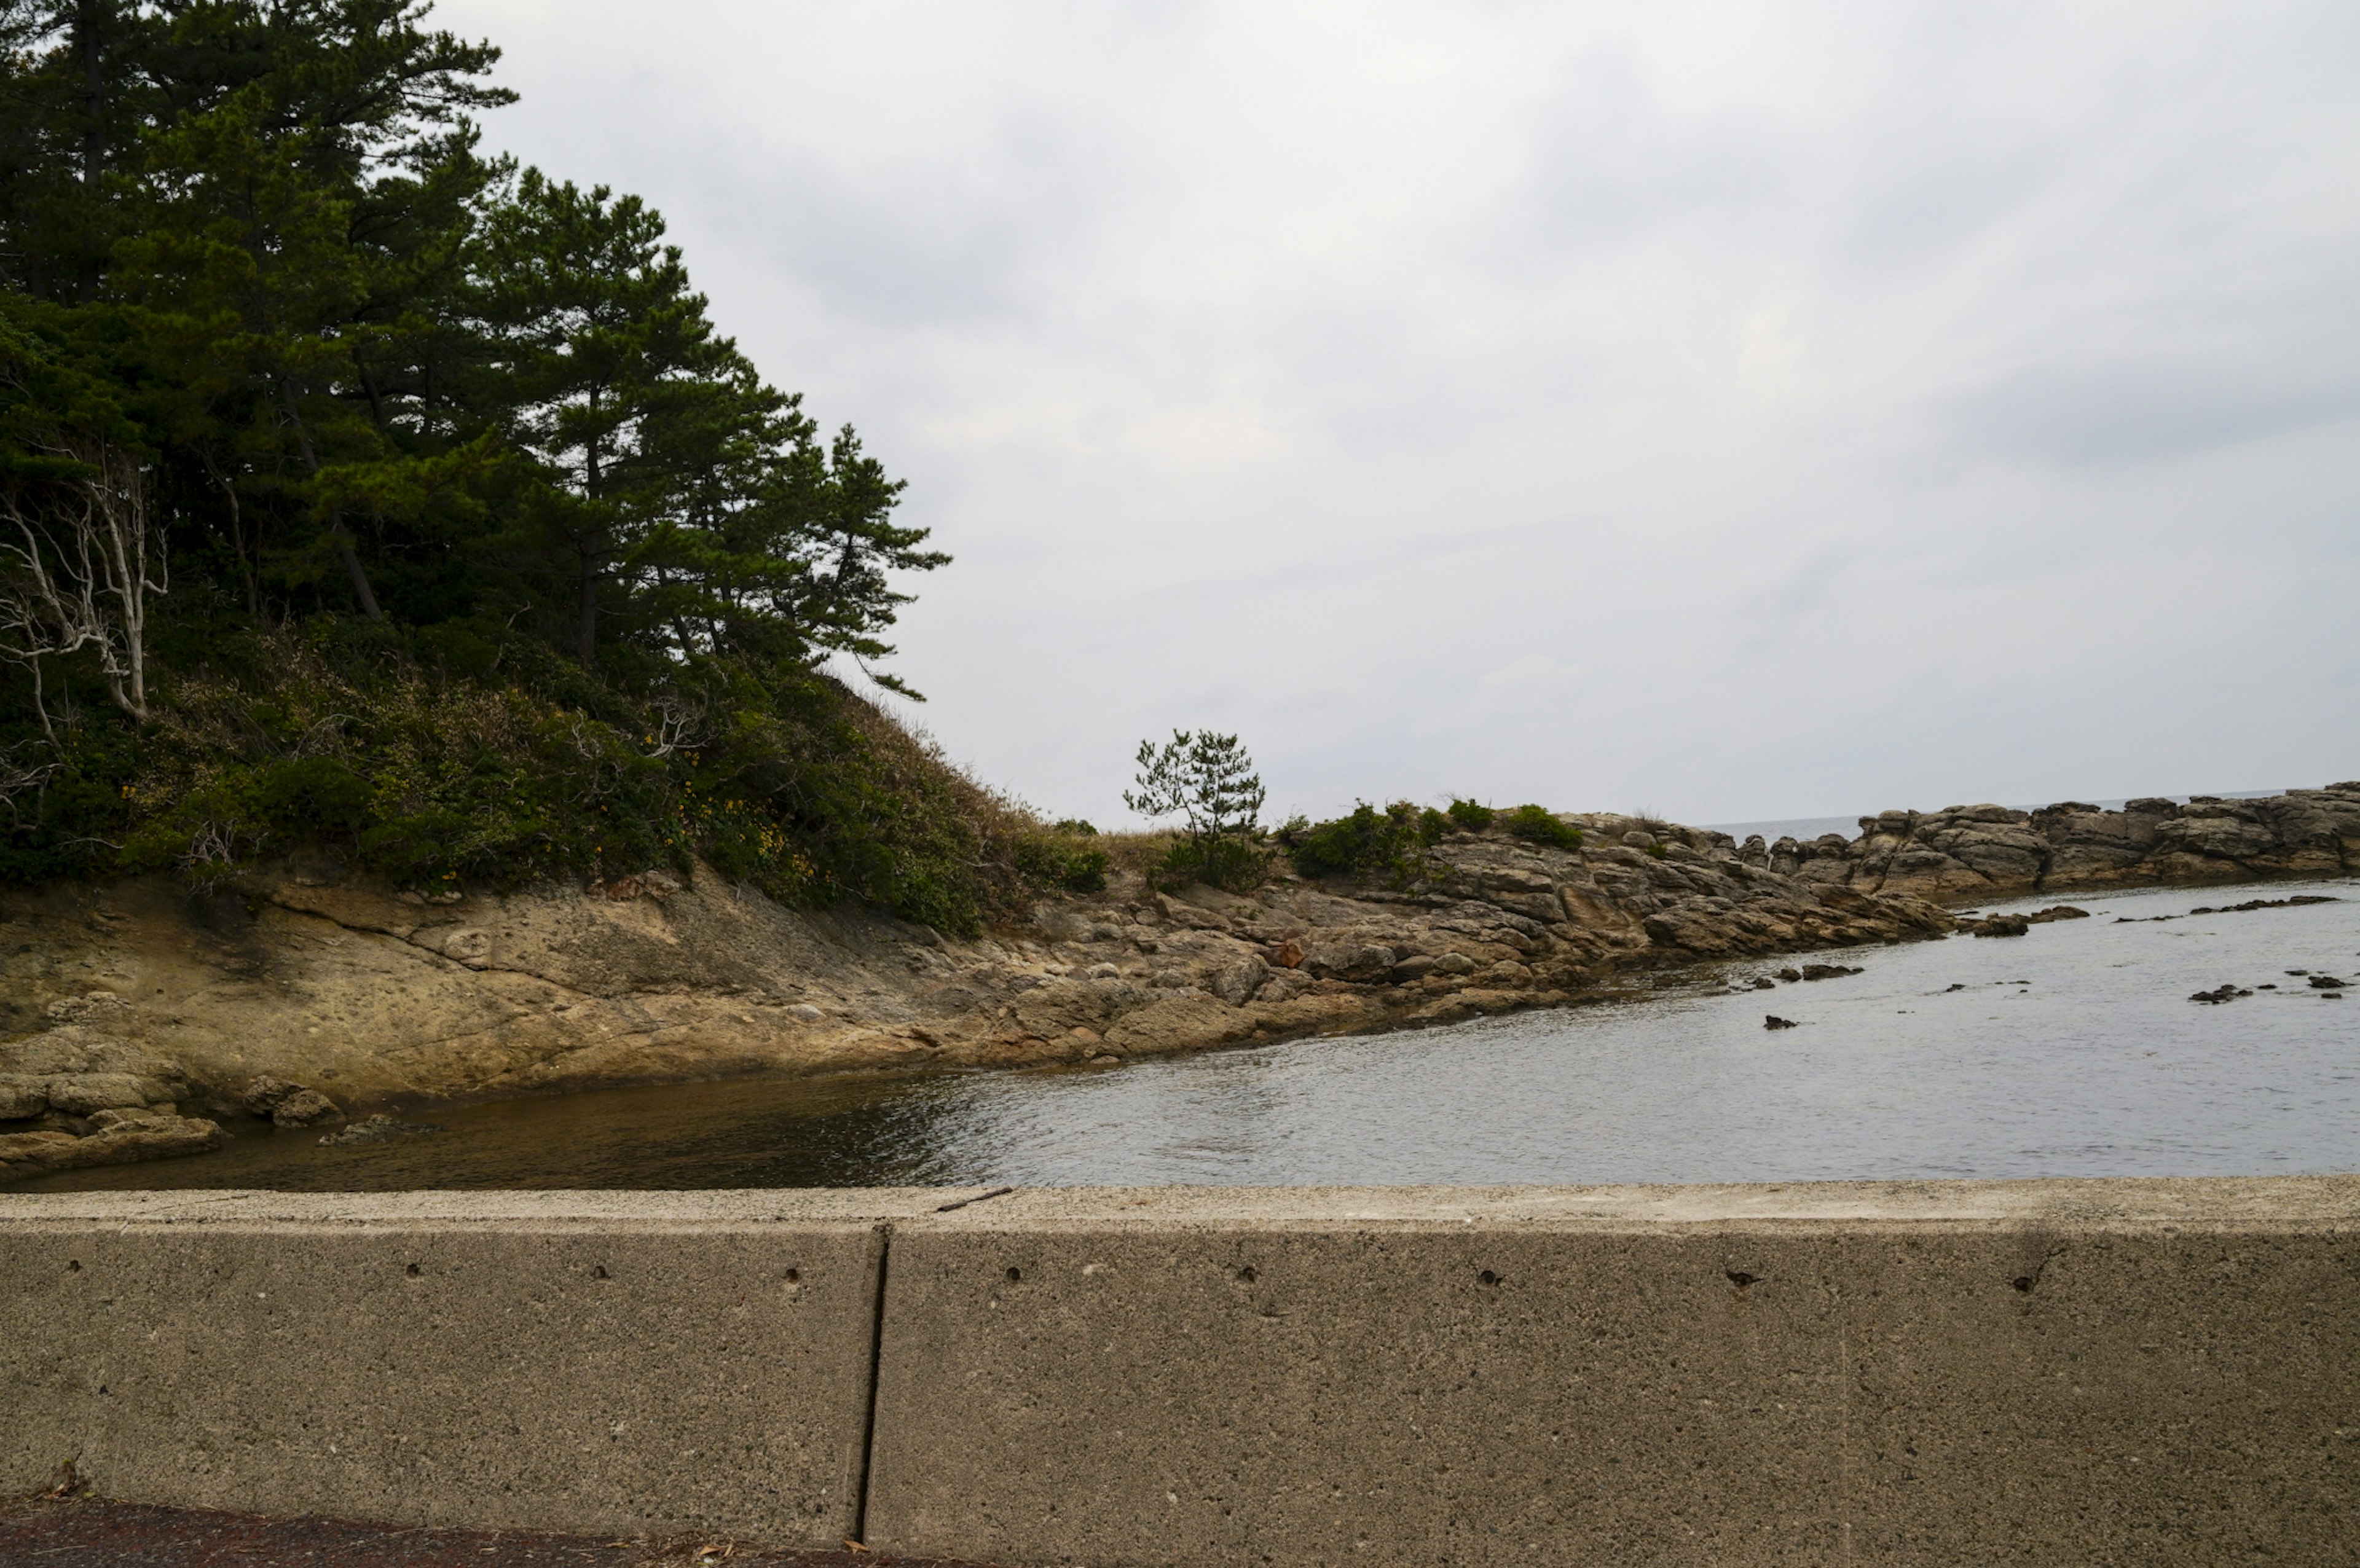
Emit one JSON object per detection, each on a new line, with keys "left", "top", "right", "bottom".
{"left": 1744, "top": 785, "right": 2360, "bottom": 903}
{"left": 5, "top": 783, "right": 2353, "bottom": 1183}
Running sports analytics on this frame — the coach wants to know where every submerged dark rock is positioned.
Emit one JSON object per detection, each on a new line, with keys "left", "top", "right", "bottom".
{"left": 319, "top": 1114, "right": 446, "bottom": 1147}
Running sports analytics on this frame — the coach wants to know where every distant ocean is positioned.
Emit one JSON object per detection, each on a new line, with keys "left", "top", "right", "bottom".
{"left": 1709, "top": 789, "right": 2292, "bottom": 847}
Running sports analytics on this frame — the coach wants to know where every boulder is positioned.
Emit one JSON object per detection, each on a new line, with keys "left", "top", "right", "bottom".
{"left": 242, "top": 1076, "right": 305, "bottom": 1115}
{"left": 1032, "top": 904, "right": 1096, "bottom": 944}
{"left": 270, "top": 1088, "right": 344, "bottom": 1126}
{"left": 245, "top": 1076, "right": 342, "bottom": 1126}
{"left": 0, "top": 1075, "right": 49, "bottom": 1121}
{"left": 1304, "top": 942, "right": 1400, "bottom": 982}
{"left": 1152, "top": 893, "right": 1233, "bottom": 932}
{"left": 0, "top": 1030, "right": 186, "bottom": 1084}
{"left": 2155, "top": 815, "right": 2276, "bottom": 861}
{"left": 1256, "top": 970, "right": 1315, "bottom": 1005}
{"left": 1211, "top": 960, "right": 1272, "bottom": 1007}
{"left": 45, "top": 1073, "right": 175, "bottom": 1115}
{"left": 0, "top": 1115, "right": 225, "bottom": 1180}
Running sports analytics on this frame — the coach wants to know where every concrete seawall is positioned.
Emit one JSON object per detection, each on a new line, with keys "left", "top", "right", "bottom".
{"left": 5, "top": 1178, "right": 2356, "bottom": 1564}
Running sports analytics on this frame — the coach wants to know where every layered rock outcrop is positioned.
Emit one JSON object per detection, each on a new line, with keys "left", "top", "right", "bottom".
{"left": 4, "top": 783, "right": 2352, "bottom": 1182}
{"left": 1743, "top": 785, "right": 2360, "bottom": 903}
{"left": 0, "top": 813, "right": 1956, "bottom": 1180}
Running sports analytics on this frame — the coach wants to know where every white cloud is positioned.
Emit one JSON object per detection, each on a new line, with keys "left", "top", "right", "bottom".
{"left": 436, "top": 0, "right": 2360, "bottom": 823}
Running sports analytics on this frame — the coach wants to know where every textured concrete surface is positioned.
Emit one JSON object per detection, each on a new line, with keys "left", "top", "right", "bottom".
{"left": 6, "top": 1180, "right": 2357, "bottom": 1566}
{"left": 0, "top": 1188, "right": 986, "bottom": 1546}
{"left": 865, "top": 1178, "right": 2360, "bottom": 1566}
{"left": 0, "top": 1493, "right": 1010, "bottom": 1567}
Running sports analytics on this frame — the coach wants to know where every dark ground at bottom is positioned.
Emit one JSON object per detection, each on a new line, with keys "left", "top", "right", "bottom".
{"left": 0, "top": 1495, "right": 1010, "bottom": 1567}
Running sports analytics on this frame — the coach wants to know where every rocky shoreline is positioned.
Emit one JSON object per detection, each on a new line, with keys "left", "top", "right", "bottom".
{"left": 5, "top": 783, "right": 2358, "bottom": 1184}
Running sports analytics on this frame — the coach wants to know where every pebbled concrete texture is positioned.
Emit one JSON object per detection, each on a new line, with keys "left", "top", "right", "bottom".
{"left": 4, "top": 1178, "right": 2357, "bottom": 1565}
{"left": 865, "top": 1178, "right": 2360, "bottom": 1566}
{"left": 0, "top": 1188, "right": 986, "bottom": 1546}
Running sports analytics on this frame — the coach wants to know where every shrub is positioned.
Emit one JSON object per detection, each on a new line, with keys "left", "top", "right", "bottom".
{"left": 1155, "top": 833, "right": 1267, "bottom": 893}
{"left": 1, "top": 625, "right": 1081, "bottom": 938}
{"left": 1283, "top": 801, "right": 1439, "bottom": 890}
{"left": 1502, "top": 804, "right": 1583, "bottom": 850}
{"left": 1014, "top": 827, "right": 1110, "bottom": 893}
{"left": 1445, "top": 798, "right": 1495, "bottom": 832}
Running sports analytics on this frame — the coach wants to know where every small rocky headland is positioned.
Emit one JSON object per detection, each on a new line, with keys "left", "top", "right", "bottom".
{"left": 7, "top": 783, "right": 2357, "bottom": 1185}
{"left": 6, "top": 16, "right": 2349, "bottom": 1187}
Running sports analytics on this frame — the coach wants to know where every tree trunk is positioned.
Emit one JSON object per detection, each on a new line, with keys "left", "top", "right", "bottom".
{"left": 74, "top": 0, "right": 105, "bottom": 302}
{"left": 576, "top": 547, "right": 599, "bottom": 667}
{"left": 331, "top": 520, "right": 384, "bottom": 622}
{"left": 276, "top": 378, "right": 383, "bottom": 621}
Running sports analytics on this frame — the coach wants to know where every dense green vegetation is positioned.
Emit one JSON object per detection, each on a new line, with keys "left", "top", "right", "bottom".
{"left": 1501, "top": 802, "right": 1582, "bottom": 850}
{"left": 0, "top": 1, "right": 1092, "bottom": 931}
{"left": 1280, "top": 799, "right": 1442, "bottom": 888}
{"left": 1280, "top": 797, "right": 1582, "bottom": 886}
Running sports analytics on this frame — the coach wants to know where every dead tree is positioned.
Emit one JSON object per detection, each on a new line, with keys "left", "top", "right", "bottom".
{"left": 0, "top": 439, "right": 168, "bottom": 731}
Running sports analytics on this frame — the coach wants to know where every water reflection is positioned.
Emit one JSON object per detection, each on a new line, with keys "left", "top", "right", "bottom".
{"left": 16, "top": 879, "right": 2360, "bottom": 1192}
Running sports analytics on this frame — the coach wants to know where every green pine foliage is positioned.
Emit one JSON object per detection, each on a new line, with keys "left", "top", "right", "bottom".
{"left": 1123, "top": 729, "right": 1268, "bottom": 892}
{"left": 0, "top": 3, "right": 1044, "bottom": 931}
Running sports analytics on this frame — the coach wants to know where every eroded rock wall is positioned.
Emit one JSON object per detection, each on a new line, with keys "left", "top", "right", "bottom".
{"left": 1741, "top": 784, "right": 2360, "bottom": 903}
{"left": 0, "top": 814, "right": 1959, "bottom": 1178}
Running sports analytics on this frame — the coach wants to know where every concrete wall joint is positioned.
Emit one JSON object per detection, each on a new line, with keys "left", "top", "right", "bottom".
{"left": 5, "top": 1177, "right": 2357, "bottom": 1567}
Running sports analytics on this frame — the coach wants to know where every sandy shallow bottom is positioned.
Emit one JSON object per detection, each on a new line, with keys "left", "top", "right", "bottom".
{"left": 12, "top": 878, "right": 2358, "bottom": 1192}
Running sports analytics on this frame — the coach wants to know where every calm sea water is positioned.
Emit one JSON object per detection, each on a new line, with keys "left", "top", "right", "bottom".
{"left": 14, "top": 879, "right": 2358, "bottom": 1193}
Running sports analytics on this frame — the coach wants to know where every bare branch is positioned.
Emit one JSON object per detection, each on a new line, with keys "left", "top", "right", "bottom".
{"left": 0, "top": 439, "right": 168, "bottom": 724}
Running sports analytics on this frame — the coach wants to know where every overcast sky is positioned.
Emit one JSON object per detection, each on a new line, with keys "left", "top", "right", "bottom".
{"left": 438, "top": 1, "right": 2359, "bottom": 828}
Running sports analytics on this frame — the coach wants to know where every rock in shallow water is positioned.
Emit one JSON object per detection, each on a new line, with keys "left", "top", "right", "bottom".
{"left": 242, "top": 1076, "right": 343, "bottom": 1125}
{"left": 270, "top": 1088, "right": 344, "bottom": 1126}
{"left": 318, "top": 1114, "right": 445, "bottom": 1147}
{"left": 0, "top": 1115, "right": 226, "bottom": 1181}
